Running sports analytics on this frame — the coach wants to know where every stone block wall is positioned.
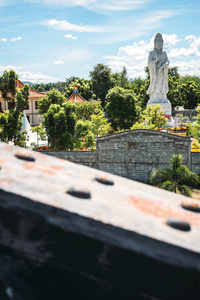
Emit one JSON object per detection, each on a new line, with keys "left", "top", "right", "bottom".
{"left": 191, "top": 152, "right": 200, "bottom": 174}
{"left": 96, "top": 129, "right": 192, "bottom": 183}
{"left": 42, "top": 129, "right": 195, "bottom": 183}
{"left": 43, "top": 151, "right": 97, "bottom": 169}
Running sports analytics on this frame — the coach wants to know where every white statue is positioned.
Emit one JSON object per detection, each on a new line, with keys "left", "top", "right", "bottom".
{"left": 147, "top": 32, "right": 169, "bottom": 103}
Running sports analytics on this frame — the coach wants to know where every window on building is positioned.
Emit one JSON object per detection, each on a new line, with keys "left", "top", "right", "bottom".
{"left": 27, "top": 116, "right": 30, "bottom": 122}
{"left": 0, "top": 102, "right": 2, "bottom": 111}
{"left": 8, "top": 102, "right": 15, "bottom": 110}
{"left": 26, "top": 102, "right": 29, "bottom": 110}
{"left": 35, "top": 101, "right": 38, "bottom": 110}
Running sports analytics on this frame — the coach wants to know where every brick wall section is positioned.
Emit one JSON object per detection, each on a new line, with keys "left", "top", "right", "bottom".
{"left": 41, "top": 129, "right": 200, "bottom": 183}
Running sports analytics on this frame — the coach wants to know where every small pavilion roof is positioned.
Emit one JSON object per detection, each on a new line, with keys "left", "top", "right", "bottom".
{"left": 67, "top": 85, "right": 86, "bottom": 103}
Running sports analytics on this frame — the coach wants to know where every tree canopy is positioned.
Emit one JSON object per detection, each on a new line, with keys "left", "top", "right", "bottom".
{"left": 0, "top": 70, "right": 30, "bottom": 146}
{"left": 64, "top": 77, "right": 95, "bottom": 100}
{"left": 105, "top": 86, "right": 138, "bottom": 131}
{"left": 89, "top": 63, "right": 114, "bottom": 107}
{"left": 38, "top": 89, "right": 66, "bottom": 114}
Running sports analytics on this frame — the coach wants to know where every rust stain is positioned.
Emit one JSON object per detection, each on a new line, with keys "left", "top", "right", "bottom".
{"left": 50, "top": 165, "right": 64, "bottom": 171}
{"left": 23, "top": 162, "right": 56, "bottom": 176}
{"left": 0, "top": 158, "right": 6, "bottom": 163}
{"left": 0, "top": 179, "right": 13, "bottom": 186}
{"left": 129, "top": 195, "right": 200, "bottom": 226}
{"left": 23, "top": 162, "right": 35, "bottom": 170}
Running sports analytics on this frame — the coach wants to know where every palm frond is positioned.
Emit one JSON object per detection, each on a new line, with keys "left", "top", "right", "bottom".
{"left": 170, "top": 154, "right": 183, "bottom": 172}
{"left": 178, "top": 184, "right": 192, "bottom": 197}
{"left": 159, "top": 180, "right": 174, "bottom": 192}
{"left": 175, "top": 166, "right": 199, "bottom": 186}
{"left": 150, "top": 169, "right": 171, "bottom": 185}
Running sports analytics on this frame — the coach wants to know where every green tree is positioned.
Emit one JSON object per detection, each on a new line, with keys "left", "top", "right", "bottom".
{"left": 90, "top": 64, "right": 114, "bottom": 107}
{"left": 43, "top": 103, "right": 76, "bottom": 150}
{"left": 72, "top": 119, "right": 90, "bottom": 149}
{"left": 38, "top": 89, "right": 66, "bottom": 114}
{"left": 0, "top": 70, "right": 30, "bottom": 146}
{"left": 72, "top": 101, "right": 102, "bottom": 121}
{"left": 0, "top": 70, "right": 18, "bottom": 102}
{"left": 179, "top": 75, "right": 200, "bottom": 86}
{"left": 131, "top": 104, "right": 167, "bottom": 130}
{"left": 167, "top": 67, "right": 181, "bottom": 109}
{"left": 65, "top": 77, "right": 95, "bottom": 100}
{"left": 89, "top": 110, "right": 111, "bottom": 139}
{"left": 150, "top": 154, "right": 199, "bottom": 197}
{"left": 105, "top": 86, "right": 138, "bottom": 131}
{"left": 16, "top": 84, "right": 30, "bottom": 112}
{"left": 179, "top": 81, "right": 200, "bottom": 109}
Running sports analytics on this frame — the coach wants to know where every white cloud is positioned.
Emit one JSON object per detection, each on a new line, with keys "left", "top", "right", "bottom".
{"left": 171, "top": 59, "right": 200, "bottom": 76}
{"left": 103, "top": 33, "right": 200, "bottom": 78}
{"left": 185, "top": 35, "right": 195, "bottom": 41}
{"left": 25, "top": 0, "right": 97, "bottom": 6}
{"left": 169, "top": 36, "right": 200, "bottom": 58}
{"left": 19, "top": 71, "right": 58, "bottom": 83}
{"left": 0, "top": 0, "right": 15, "bottom": 7}
{"left": 25, "top": 0, "right": 151, "bottom": 13}
{"left": 64, "top": 34, "right": 77, "bottom": 40}
{"left": 54, "top": 60, "right": 65, "bottom": 64}
{"left": 42, "top": 19, "right": 109, "bottom": 33}
{"left": 86, "top": 0, "right": 152, "bottom": 14}
{"left": 10, "top": 37, "right": 22, "bottom": 42}
{"left": 97, "top": 10, "right": 179, "bottom": 44}
{"left": 1, "top": 38, "right": 7, "bottom": 42}
{"left": 0, "top": 65, "right": 57, "bottom": 83}
{"left": 0, "top": 65, "right": 23, "bottom": 73}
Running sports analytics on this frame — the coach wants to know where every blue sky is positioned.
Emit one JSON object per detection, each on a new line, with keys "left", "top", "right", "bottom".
{"left": 0, "top": 0, "right": 200, "bottom": 83}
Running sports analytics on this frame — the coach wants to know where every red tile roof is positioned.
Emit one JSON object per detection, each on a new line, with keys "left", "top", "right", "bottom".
{"left": 0, "top": 79, "right": 46, "bottom": 99}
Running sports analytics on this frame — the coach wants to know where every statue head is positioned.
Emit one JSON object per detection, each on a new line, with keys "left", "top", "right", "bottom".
{"left": 154, "top": 32, "right": 163, "bottom": 51}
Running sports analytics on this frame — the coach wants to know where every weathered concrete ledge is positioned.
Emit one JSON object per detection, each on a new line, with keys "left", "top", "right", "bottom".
{"left": 1, "top": 142, "right": 200, "bottom": 299}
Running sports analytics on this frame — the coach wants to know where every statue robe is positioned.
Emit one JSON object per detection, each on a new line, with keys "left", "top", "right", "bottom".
{"left": 147, "top": 50, "right": 169, "bottom": 102}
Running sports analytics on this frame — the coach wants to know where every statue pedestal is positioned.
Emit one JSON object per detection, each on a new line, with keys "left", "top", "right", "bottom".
{"left": 146, "top": 100, "right": 174, "bottom": 127}
{"left": 147, "top": 99, "right": 172, "bottom": 115}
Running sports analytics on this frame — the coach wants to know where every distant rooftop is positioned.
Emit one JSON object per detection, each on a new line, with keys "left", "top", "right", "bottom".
{"left": 67, "top": 84, "right": 86, "bottom": 103}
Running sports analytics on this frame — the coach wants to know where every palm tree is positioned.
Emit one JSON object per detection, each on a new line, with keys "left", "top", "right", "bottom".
{"left": 150, "top": 154, "right": 199, "bottom": 197}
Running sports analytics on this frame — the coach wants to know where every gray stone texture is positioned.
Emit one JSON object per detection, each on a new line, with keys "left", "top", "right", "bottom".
{"left": 42, "top": 129, "right": 200, "bottom": 183}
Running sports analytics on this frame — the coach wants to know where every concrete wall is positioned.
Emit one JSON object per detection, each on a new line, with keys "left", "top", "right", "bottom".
{"left": 42, "top": 129, "right": 199, "bottom": 183}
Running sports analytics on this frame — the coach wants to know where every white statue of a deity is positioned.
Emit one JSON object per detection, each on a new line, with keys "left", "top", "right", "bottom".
{"left": 147, "top": 32, "right": 169, "bottom": 103}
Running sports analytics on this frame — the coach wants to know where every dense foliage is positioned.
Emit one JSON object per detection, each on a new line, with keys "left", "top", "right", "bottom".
{"left": 105, "top": 86, "right": 138, "bottom": 131}
{"left": 0, "top": 70, "right": 30, "bottom": 146}
{"left": 150, "top": 154, "right": 199, "bottom": 197}
{"left": 64, "top": 77, "right": 95, "bottom": 100}
{"left": 1, "top": 65, "right": 200, "bottom": 151}
{"left": 89, "top": 64, "right": 114, "bottom": 107}
{"left": 38, "top": 89, "right": 66, "bottom": 114}
{"left": 131, "top": 104, "right": 167, "bottom": 130}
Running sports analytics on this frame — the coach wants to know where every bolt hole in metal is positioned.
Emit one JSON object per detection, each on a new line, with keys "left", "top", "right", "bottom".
{"left": 67, "top": 187, "right": 91, "bottom": 199}
{"left": 95, "top": 176, "right": 114, "bottom": 186}
{"left": 15, "top": 154, "right": 36, "bottom": 162}
{"left": 166, "top": 218, "right": 191, "bottom": 232}
{"left": 181, "top": 200, "right": 200, "bottom": 213}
